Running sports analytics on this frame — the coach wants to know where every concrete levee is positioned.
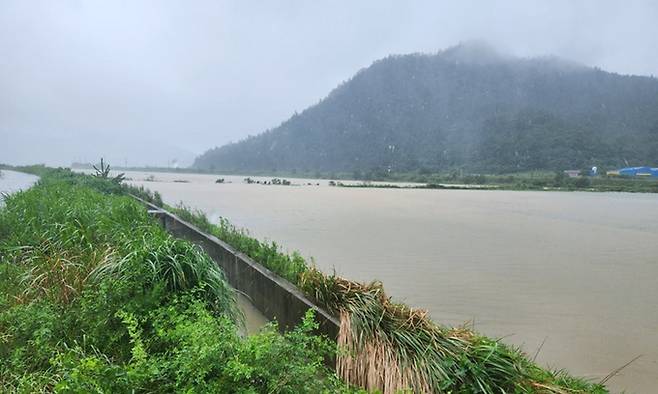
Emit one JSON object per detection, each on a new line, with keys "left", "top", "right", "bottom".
{"left": 134, "top": 196, "right": 340, "bottom": 340}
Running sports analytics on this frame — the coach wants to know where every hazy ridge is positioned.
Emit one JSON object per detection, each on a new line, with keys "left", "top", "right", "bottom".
{"left": 194, "top": 42, "right": 658, "bottom": 174}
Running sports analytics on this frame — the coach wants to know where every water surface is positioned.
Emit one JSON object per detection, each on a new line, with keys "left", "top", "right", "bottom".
{"left": 0, "top": 170, "right": 38, "bottom": 200}
{"left": 125, "top": 170, "right": 658, "bottom": 393}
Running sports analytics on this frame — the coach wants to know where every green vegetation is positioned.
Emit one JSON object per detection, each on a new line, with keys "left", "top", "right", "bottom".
{"left": 229, "top": 167, "right": 657, "bottom": 193}
{"left": 301, "top": 269, "right": 609, "bottom": 393}
{"left": 170, "top": 205, "right": 307, "bottom": 285}
{"left": 64, "top": 162, "right": 658, "bottom": 193}
{"left": 327, "top": 171, "right": 658, "bottom": 193}
{"left": 193, "top": 42, "right": 658, "bottom": 175}
{"left": 243, "top": 177, "right": 293, "bottom": 186}
{"left": 91, "top": 157, "right": 126, "bottom": 184}
{"left": 165, "top": 196, "right": 609, "bottom": 393}
{"left": 0, "top": 168, "right": 356, "bottom": 393}
{"left": 4, "top": 164, "right": 165, "bottom": 206}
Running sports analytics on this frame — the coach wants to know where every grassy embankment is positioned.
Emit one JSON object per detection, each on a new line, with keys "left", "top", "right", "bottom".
{"left": 0, "top": 167, "right": 356, "bottom": 393}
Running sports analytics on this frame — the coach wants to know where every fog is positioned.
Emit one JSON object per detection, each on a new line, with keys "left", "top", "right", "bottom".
{"left": 2, "top": 0, "right": 657, "bottom": 167}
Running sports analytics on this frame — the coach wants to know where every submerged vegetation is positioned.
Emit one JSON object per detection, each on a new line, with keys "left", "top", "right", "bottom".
{"left": 243, "top": 177, "right": 293, "bottom": 186}
{"left": 0, "top": 167, "right": 355, "bottom": 393}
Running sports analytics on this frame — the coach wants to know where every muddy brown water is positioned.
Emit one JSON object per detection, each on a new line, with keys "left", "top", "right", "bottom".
{"left": 121, "top": 171, "right": 657, "bottom": 393}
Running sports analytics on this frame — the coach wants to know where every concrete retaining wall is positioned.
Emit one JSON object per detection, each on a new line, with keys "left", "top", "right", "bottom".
{"left": 134, "top": 196, "right": 339, "bottom": 340}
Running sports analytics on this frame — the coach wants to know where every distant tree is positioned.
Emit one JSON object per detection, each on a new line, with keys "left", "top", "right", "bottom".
{"left": 574, "top": 176, "right": 591, "bottom": 188}
{"left": 93, "top": 158, "right": 125, "bottom": 184}
{"left": 553, "top": 171, "right": 567, "bottom": 187}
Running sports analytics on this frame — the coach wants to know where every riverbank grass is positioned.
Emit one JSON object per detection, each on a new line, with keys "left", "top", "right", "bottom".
{"left": 0, "top": 170, "right": 357, "bottom": 393}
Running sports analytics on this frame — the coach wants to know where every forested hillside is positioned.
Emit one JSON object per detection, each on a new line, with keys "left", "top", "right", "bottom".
{"left": 194, "top": 42, "right": 658, "bottom": 174}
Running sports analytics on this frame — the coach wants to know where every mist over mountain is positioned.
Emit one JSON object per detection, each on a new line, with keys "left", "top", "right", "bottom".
{"left": 194, "top": 42, "right": 658, "bottom": 174}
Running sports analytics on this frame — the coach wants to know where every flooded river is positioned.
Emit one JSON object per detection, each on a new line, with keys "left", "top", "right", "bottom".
{"left": 0, "top": 170, "right": 38, "bottom": 200}
{"left": 124, "top": 170, "right": 657, "bottom": 393}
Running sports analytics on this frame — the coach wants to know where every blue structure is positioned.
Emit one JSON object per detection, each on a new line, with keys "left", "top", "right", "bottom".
{"left": 618, "top": 166, "right": 658, "bottom": 177}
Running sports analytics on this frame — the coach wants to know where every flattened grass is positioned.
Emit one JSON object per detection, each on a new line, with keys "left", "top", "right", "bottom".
{"left": 301, "top": 267, "right": 608, "bottom": 393}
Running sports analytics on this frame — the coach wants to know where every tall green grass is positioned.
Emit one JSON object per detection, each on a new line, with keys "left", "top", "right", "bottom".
{"left": 0, "top": 172, "right": 354, "bottom": 392}
{"left": 5, "top": 164, "right": 164, "bottom": 205}
{"left": 0, "top": 181, "right": 237, "bottom": 318}
{"left": 170, "top": 204, "right": 308, "bottom": 284}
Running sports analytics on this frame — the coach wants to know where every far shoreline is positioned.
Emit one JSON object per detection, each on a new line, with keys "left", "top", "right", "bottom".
{"left": 66, "top": 164, "right": 658, "bottom": 194}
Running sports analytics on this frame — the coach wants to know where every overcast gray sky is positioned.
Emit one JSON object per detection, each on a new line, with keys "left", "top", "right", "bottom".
{"left": 2, "top": 0, "right": 657, "bottom": 166}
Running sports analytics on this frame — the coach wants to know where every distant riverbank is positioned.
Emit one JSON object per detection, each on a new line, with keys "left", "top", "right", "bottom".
{"left": 70, "top": 164, "right": 658, "bottom": 193}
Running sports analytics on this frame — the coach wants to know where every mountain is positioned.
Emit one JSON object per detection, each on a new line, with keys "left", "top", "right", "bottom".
{"left": 194, "top": 42, "right": 658, "bottom": 174}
